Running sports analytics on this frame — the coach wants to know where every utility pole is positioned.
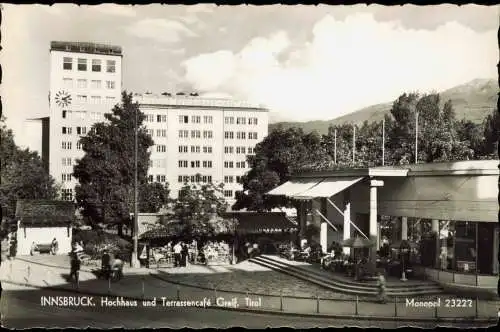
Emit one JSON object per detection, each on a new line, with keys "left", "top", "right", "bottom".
{"left": 131, "top": 106, "right": 140, "bottom": 268}
{"left": 415, "top": 111, "right": 419, "bottom": 164}
{"left": 352, "top": 125, "right": 356, "bottom": 164}
{"left": 334, "top": 128, "right": 337, "bottom": 164}
{"left": 382, "top": 119, "right": 385, "bottom": 166}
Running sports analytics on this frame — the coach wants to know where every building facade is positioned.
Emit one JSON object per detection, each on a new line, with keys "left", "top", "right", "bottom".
{"left": 135, "top": 94, "right": 269, "bottom": 203}
{"left": 48, "top": 41, "right": 123, "bottom": 201}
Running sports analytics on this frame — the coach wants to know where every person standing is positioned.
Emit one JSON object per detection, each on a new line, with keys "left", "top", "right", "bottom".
{"left": 101, "top": 249, "right": 111, "bottom": 279}
{"left": 173, "top": 241, "right": 182, "bottom": 267}
{"left": 69, "top": 251, "right": 81, "bottom": 284}
{"left": 51, "top": 238, "right": 59, "bottom": 255}
{"left": 181, "top": 242, "right": 188, "bottom": 267}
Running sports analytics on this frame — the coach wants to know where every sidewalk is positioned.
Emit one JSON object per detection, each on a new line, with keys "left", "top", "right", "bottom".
{"left": 0, "top": 256, "right": 498, "bottom": 323}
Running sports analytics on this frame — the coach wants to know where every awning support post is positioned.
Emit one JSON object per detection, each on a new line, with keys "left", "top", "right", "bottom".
{"left": 315, "top": 209, "right": 338, "bottom": 232}
{"left": 326, "top": 197, "right": 369, "bottom": 240}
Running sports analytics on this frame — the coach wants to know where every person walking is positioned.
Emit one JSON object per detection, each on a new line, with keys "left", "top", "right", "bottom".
{"left": 101, "top": 249, "right": 111, "bottom": 279}
{"left": 51, "top": 238, "right": 59, "bottom": 255}
{"left": 173, "top": 241, "right": 182, "bottom": 267}
{"left": 181, "top": 242, "right": 188, "bottom": 267}
{"left": 69, "top": 251, "right": 81, "bottom": 284}
{"left": 377, "top": 271, "right": 387, "bottom": 303}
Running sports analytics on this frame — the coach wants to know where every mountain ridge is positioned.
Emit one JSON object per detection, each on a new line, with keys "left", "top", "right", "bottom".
{"left": 269, "top": 78, "right": 498, "bottom": 135}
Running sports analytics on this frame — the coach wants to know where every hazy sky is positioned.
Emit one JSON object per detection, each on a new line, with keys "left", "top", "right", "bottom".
{"left": 1, "top": 4, "right": 498, "bottom": 147}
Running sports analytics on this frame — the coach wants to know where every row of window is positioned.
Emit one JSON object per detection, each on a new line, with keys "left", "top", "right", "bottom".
{"left": 62, "top": 78, "right": 116, "bottom": 90}
{"left": 62, "top": 141, "right": 83, "bottom": 150}
{"left": 178, "top": 130, "right": 214, "bottom": 139}
{"left": 223, "top": 161, "right": 247, "bottom": 169}
{"left": 178, "top": 115, "right": 214, "bottom": 124}
{"left": 224, "top": 132, "right": 259, "bottom": 140}
{"left": 63, "top": 57, "right": 116, "bottom": 73}
{"left": 62, "top": 110, "right": 110, "bottom": 120}
{"left": 224, "top": 147, "right": 255, "bottom": 154}
{"left": 223, "top": 190, "right": 234, "bottom": 198}
{"left": 144, "top": 114, "right": 167, "bottom": 123}
{"left": 178, "top": 146, "right": 213, "bottom": 154}
{"left": 61, "top": 173, "right": 73, "bottom": 182}
{"left": 148, "top": 175, "right": 167, "bottom": 183}
{"left": 224, "top": 175, "right": 243, "bottom": 184}
{"left": 146, "top": 129, "right": 168, "bottom": 137}
{"left": 178, "top": 160, "right": 214, "bottom": 168}
{"left": 150, "top": 159, "right": 167, "bottom": 168}
{"left": 62, "top": 126, "right": 88, "bottom": 135}
{"left": 177, "top": 175, "right": 213, "bottom": 184}
{"left": 62, "top": 157, "right": 73, "bottom": 166}
{"left": 224, "top": 117, "right": 259, "bottom": 125}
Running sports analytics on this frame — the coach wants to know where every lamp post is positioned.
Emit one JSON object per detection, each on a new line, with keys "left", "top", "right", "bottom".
{"left": 131, "top": 105, "right": 140, "bottom": 268}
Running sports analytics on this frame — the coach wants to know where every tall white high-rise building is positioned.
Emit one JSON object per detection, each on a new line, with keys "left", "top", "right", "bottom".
{"left": 134, "top": 94, "right": 269, "bottom": 204}
{"left": 48, "top": 41, "right": 123, "bottom": 200}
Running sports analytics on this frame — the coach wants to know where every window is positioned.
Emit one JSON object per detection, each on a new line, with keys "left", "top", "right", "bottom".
{"left": 190, "top": 146, "right": 200, "bottom": 153}
{"left": 77, "top": 95, "right": 87, "bottom": 103}
{"left": 63, "top": 78, "right": 73, "bottom": 88}
{"left": 179, "top": 130, "right": 189, "bottom": 138}
{"left": 224, "top": 176, "right": 234, "bottom": 183}
{"left": 224, "top": 146, "right": 234, "bottom": 154}
{"left": 63, "top": 57, "right": 73, "bottom": 70}
{"left": 76, "top": 126, "right": 86, "bottom": 135}
{"left": 178, "top": 145, "right": 188, "bottom": 153}
{"left": 106, "top": 60, "right": 116, "bottom": 73}
{"left": 190, "top": 160, "right": 200, "bottom": 168}
{"left": 203, "top": 146, "right": 212, "bottom": 153}
{"left": 203, "top": 116, "right": 213, "bottom": 124}
{"left": 62, "top": 141, "right": 72, "bottom": 150}
{"left": 77, "top": 58, "right": 87, "bottom": 71}
{"left": 237, "top": 132, "right": 246, "bottom": 140}
{"left": 92, "top": 59, "right": 101, "bottom": 72}
{"left": 62, "top": 189, "right": 73, "bottom": 201}
{"left": 149, "top": 160, "right": 153, "bottom": 167}
{"left": 91, "top": 80, "right": 101, "bottom": 89}
{"left": 91, "top": 96, "right": 101, "bottom": 104}
{"left": 178, "top": 160, "right": 188, "bottom": 168}
{"left": 224, "top": 161, "right": 234, "bottom": 168}
{"left": 248, "top": 132, "right": 258, "bottom": 140}
{"left": 156, "top": 145, "right": 167, "bottom": 153}
{"left": 236, "top": 176, "right": 242, "bottom": 183}
{"left": 156, "top": 129, "right": 166, "bottom": 137}
{"left": 157, "top": 114, "right": 167, "bottom": 123}
{"left": 62, "top": 110, "right": 67, "bottom": 119}
{"left": 62, "top": 158, "right": 72, "bottom": 166}
{"left": 224, "top": 131, "right": 234, "bottom": 139}
{"left": 237, "top": 117, "right": 246, "bottom": 125}
{"left": 145, "top": 114, "right": 155, "bottom": 122}
{"left": 148, "top": 175, "right": 154, "bottom": 183}
{"left": 203, "top": 161, "right": 213, "bottom": 168}
{"left": 191, "top": 130, "right": 201, "bottom": 138}
{"left": 236, "top": 161, "right": 246, "bottom": 169}
{"left": 183, "top": 176, "right": 189, "bottom": 183}
{"left": 146, "top": 129, "right": 154, "bottom": 137}
{"left": 203, "top": 131, "right": 213, "bottom": 139}
{"left": 106, "top": 96, "right": 116, "bottom": 102}
{"left": 106, "top": 81, "right": 116, "bottom": 89}
{"left": 236, "top": 147, "right": 246, "bottom": 154}
{"left": 191, "top": 115, "right": 201, "bottom": 124}
{"left": 76, "top": 142, "right": 82, "bottom": 150}
{"left": 62, "top": 127, "right": 72, "bottom": 134}
{"left": 224, "top": 190, "right": 233, "bottom": 198}
{"left": 179, "top": 115, "right": 189, "bottom": 124}
{"left": 77, "top": 79, "right": 87, "bottom": 89}
{"left": 224, "top": 117, "right": 234, "bottom": 125}
{"left": 248, "top": 147, "right": 254, "bottom": 154}
{"left": 61, "top": 173, "right": 72, "bottom": 182}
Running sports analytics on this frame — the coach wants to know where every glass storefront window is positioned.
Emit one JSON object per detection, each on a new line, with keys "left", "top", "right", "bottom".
{"left": 453, "top": 221, "right": 476, "bottom": 273}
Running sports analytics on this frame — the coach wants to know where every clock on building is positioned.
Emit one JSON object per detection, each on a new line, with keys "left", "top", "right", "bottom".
{"left": 55, "top": 90, "right": 72, "bottom": 107}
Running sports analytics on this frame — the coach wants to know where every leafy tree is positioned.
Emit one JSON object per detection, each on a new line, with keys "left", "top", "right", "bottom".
{"left": 139, "top": 182, "right": 170, "bottom": 213}
{"left": 481, "top": 108, "right": 499, "bottom": 157}
{"left": 169, "top": 181, "right": 231, "bottom": 238}
{"left": 73, "top": 92, "right": 154, "bottom": 235}
{"left": 0, "top": 116, "right": 59, "bottom": 218}
{"left": 233, "top": 126, "right": 332, "bottom": 211}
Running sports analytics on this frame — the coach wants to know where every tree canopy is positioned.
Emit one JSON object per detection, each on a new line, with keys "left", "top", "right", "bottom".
{"left": 234, "top": 91, "right": 498, "bottom": 211}
{"left": 73, "top": 91, "right": 157, "bottom": 232}
{"left": 0, "top": 116, "right": 59, "bottom": 219}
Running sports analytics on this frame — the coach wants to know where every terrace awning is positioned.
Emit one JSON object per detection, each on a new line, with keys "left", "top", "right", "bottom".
{"left": 293, "top": 177, "right": 364, "bottom": 200}
{"left": 266, "top": 177, "right": 364, "bottom": 199}
{"left": 266, "top": 178, "right": 323, "bottom": 197}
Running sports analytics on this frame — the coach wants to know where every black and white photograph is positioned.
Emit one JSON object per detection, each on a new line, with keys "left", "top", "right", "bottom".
{"left": 0, "top": 3, "right": 498, "bottom": 329}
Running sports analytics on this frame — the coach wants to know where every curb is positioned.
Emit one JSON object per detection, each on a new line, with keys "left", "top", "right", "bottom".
{"left": 0, "top": 279, "right": 497, "bottom": 324}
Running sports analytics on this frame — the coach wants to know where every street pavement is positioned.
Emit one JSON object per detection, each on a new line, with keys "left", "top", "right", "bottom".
{"left": 0, "top": 255, "right": 498, "bottom": 328}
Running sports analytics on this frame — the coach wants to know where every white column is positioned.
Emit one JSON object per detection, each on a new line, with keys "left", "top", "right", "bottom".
{"left": 343, "top": 201, "right": 351, "bottom": 255}
{"left": 401, "top": 217, "right": 408, "bottom": 241}
{"left": 320, "top": 222, "right": 328, "bottom": 254}
{"left": 369, "top": 179, "right": 384, "bottom": 264}
{"left": 432, "top": 219, "right": 440, "bottom": 269}
{"left": 431, "top": 219, "right": 439, "bottom": 233}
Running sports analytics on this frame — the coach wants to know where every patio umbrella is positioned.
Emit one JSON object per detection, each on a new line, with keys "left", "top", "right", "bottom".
{"left": 341, "top": 237, "right": 376, "bottom": 248}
